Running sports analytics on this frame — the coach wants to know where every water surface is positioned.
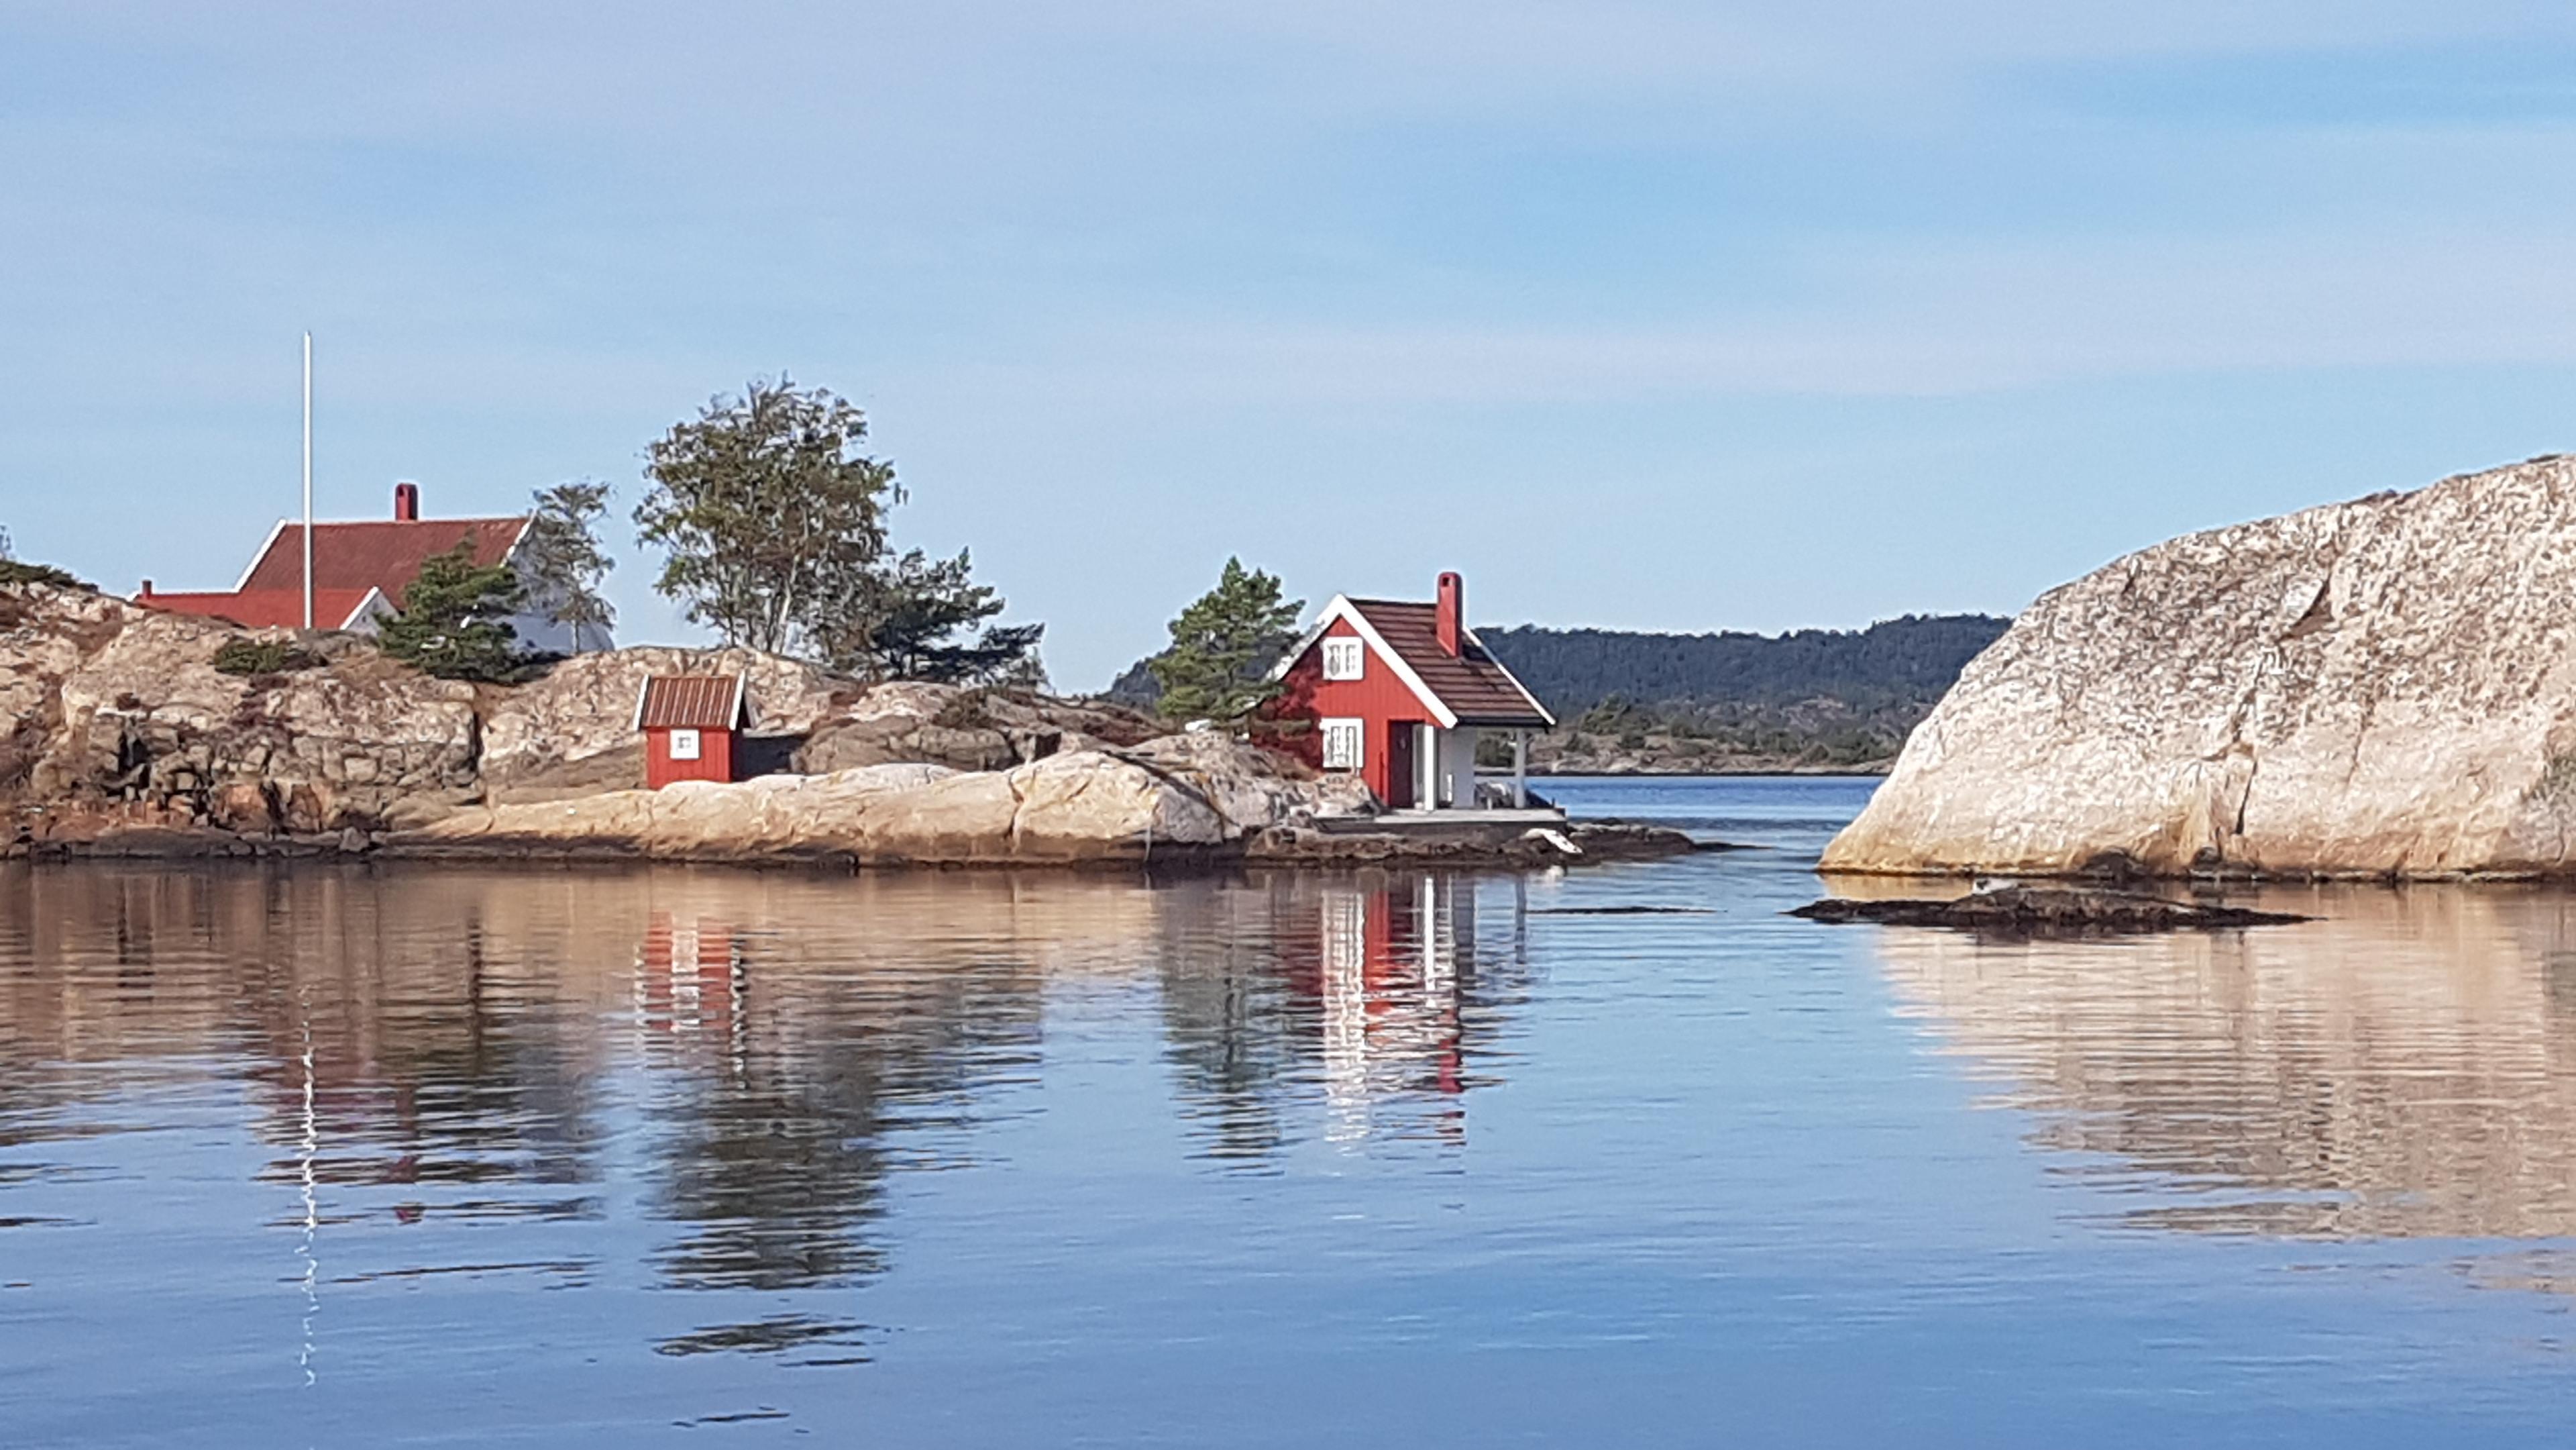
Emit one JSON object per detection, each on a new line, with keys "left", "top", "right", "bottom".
{"left": 5, "top": 778, "right": 2576, "bottom": 1445}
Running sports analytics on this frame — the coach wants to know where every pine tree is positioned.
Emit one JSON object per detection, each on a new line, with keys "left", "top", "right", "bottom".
{"left": 1148, "top": 558, "right": 1304, "bottom": 722}
{"left": 521, "top": 480, "right": 616, "bottom": 652}
{"left": 821, "top": 547, "right": 1044, "bottom": 685}
{"left": 378, "top": 541, "right": 529, "bottom": 682}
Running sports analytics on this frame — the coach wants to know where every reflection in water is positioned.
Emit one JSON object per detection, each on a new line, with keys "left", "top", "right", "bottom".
{"left": 0, "top": 862, "right": 1528, "bottom": 1367}
{"left": 1860, "top": 882, "right": 2576, "bottom": 1239}
{"left": 1156, "top": 875, "right": 1530, "bottom": 1161}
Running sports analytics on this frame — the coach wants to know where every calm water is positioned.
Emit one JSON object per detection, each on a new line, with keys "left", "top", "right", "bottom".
{"left": 8, "top": 777, "right": 2576, "bottom": 1445}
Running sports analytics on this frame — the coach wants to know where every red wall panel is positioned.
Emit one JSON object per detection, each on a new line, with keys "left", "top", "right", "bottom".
{"left": 1273, "top": 620, "right": 1434, "bottom": 805}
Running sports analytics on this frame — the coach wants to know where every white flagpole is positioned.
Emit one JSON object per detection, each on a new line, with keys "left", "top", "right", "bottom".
{"left": 301, "top": 331, "right": 314, "bottom": 629}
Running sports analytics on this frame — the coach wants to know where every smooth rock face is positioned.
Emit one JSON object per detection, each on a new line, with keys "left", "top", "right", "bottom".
{"left": 1823, "top": 456, "right": 2576, "bottom": 879}
{"left": 479, "top": 646, "right": 856, "bottom": 801}
{"left": 403, "top": 733, "right": 1330, "bottom": 864}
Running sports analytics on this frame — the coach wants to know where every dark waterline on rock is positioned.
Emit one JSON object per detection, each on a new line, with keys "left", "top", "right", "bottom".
{"left": 6, "top": 777, "right": 2576, "bottom": 1446}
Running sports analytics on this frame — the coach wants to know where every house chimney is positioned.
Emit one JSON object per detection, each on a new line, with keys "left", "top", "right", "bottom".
{"left": 139, "top": 579, "right": 154, "bottom": 599}
{"left": 394, "top": 480, "right": 420, "bottom": 522}
{"left": 1436, "top": 571, "right": 1463, "bottom": 656}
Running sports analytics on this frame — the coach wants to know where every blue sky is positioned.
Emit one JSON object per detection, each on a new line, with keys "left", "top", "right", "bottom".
{"left": 6, "top": 3, "right": 2576, "bottom": 688}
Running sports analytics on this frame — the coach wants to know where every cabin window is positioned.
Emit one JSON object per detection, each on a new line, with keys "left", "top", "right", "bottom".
{"left": 1322, "top": 637, "right": 1364, "bottom": 681}
{"left": 668, "top": 728, "right": 702, "bottom": 761}
{"left": 1321, "top": 718, "right": 1363, "bottom": 771}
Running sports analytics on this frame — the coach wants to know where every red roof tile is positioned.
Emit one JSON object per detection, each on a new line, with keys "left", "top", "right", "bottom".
{"left": 141, "top": 588, "right": 380, "bottom": 631}
{"left": 1343, "top": 599, "right": 1553, "bottom": 727}
{"left": 636, "top": 675, "right": 748, "bottom": 731}
{"left": 239, "top": 517, "right": 527, "bottom": 608}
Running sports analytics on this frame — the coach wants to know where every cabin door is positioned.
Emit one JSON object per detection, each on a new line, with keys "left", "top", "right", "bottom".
{"left": 1383, "top": 723, "right": 1417, "bottom": 809}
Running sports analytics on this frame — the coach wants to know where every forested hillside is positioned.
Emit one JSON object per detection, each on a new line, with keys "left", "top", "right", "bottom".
{"left": 1105, "top": 612, "right": 2012, "bottom": 772}
{"left": 1479, "top": 615, "right": 2008, "bottom": 718}
{"left": 1481, "top": 615, "right": 2010, "bottom": 772}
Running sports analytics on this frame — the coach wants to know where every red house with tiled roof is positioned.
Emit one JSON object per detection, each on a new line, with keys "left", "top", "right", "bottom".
{"left": 1269, "top": 572, "right": 1555, "bottom": 811}
{"left": 133, "top": 482, "right": 608, "bottom": 652}
{"left": 635, "top": 674, "right": 752, "bottom": 788}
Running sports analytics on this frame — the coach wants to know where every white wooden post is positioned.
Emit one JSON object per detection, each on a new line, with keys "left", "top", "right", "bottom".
{"left": 1512, "top": 730, "right": 1528, "bottom": 809}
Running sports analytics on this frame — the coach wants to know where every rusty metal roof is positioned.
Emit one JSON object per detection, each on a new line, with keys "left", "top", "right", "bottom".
{"left": 1341, "top": 599, "right": 1554, "bottom": 727}
{"left": 633, "top": 674, "right": 749, "bottom": 731}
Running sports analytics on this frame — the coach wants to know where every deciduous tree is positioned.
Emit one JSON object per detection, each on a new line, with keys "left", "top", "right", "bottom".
{"left": 633, "top": 378, "right": 899, "bottom": 656}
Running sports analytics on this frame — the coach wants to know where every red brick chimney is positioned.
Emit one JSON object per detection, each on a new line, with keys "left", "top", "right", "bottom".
{"left": 394, "top": 480, "right": 420, "bottom": 521}
{"left": 1436, "top": 571, "right": 1463, "bottom": 656}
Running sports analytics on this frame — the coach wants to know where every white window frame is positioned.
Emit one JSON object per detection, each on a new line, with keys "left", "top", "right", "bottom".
{"left": 667, "top": 727, "right": 702, "bottom": 761}
{"left": 1321, "top": 637, "right": 1365, "bottom": 682}
{"left": 1320, "top": 717, "right": 1364, "bottom": 772}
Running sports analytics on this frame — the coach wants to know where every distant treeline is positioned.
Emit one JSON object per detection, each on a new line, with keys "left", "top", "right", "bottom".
{"left": 1478, "top": 614, "right": 2010, "bottom": 718}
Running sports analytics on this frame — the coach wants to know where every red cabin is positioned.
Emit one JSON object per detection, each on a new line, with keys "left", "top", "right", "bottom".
{"left": 1269, "top": 572, "right": 1555, "bottom": 811}
{"left": 635, "top": 674, "right": 751, "bottom": 788}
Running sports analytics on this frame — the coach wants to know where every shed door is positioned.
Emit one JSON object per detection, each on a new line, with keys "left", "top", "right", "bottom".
{"left": 1383, "top": 723, "right": 1416, "bottom": 809}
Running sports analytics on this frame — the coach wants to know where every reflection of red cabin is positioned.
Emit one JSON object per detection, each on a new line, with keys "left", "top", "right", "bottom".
{"left": 1268, "top": 572, "right": 1554, "bottom": 810}
{"left": 635, "top": 674, "right": 751, "bottom": 788}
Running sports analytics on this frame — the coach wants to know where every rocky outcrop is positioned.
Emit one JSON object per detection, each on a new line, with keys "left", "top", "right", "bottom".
{"left": 0, "top": 581, "right": 1200, "bottom": 841}
{"left": 396, "top": 733, "right": 1338, "bottom": 865}
{"left": 1824, "top": 456, "right": 2576, "bottom": 880}
{"left": 1791, "top": 886, "right": 2306, "bottom": 935}
{"left": 789, "top": 684, "right": 1159, "bottom": 776}
{"left": 478, "top": 646, "right": 857, "bottom": 801}
{"left": 20, "top": 592, "right": 481, "bottom": 833}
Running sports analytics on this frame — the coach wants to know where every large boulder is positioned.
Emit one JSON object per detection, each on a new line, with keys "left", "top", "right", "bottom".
{"left": 790, "top": 684, "right": 1160, "bottom": 774}
{"left": 400, "top": 733, "right": 1332, "bottom": 865}
{"left": 1824, "top": 456, "right": 2576, "bottom": 879}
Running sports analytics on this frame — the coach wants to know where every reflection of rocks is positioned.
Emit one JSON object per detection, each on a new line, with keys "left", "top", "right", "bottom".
{"left": 1868, "top": 884, "right": 2576, "bottom": 1238}
{"left": 0, "top": 859, "right": 1542, "bottom": 1336}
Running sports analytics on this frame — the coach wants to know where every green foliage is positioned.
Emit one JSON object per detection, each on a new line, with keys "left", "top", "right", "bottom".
{"left": 820, "top": 547, "right": 1045, "bottom": 686}
{"left": 634, "top": 378, "right": 900, "bottom": 656}
{"left": 1147, "top": 558, "right": 1305, "bottom": 723}
{"left": 1480, "top": 615, "right": 2010, "bottom": 717}
{"left": 0, "top": 560, "right": 80, "bottom": 589}
{"left": 211, "top": 638, "right": 323, "bottom": 676}
{"left": 377, "top": 541, "right": 530, "bottom": 682}
{"left": 522, "top": 480, "right": 617, "bottom": 651}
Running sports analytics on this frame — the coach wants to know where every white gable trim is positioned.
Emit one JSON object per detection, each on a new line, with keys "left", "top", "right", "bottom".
{"left": 335, "top": 587, "right": 394, "bottom": 631}
{"left": 1271, "top": 596, "right": 1460, "bottom": 729}
{"left": 235, "top": 519, "right": 290, "bottom": 592}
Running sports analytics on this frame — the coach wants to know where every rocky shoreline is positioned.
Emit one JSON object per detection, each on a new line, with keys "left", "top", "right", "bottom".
{"left": 1, "top": 582, "right": 1693, "bottom": 873}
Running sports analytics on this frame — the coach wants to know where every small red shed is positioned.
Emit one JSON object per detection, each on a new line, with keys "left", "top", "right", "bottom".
{"left": 635, "top": 674, "right": 751, "bottom": 788}
{"left": 1268, "top": 572, "right": 1556, "bottom": 811}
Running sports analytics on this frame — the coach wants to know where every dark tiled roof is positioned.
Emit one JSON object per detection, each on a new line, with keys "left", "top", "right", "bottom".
{"left": 637, "top": 675, "right": 747, "bottom": 730}
{"left": 140, "top": 588, "right": 378, "bottom": 630}
{"left": 1344, "top": 599, "right": 1553, "bottom": 727}
{"left": 239, "top": 518, "right": 528, "bottom": 607}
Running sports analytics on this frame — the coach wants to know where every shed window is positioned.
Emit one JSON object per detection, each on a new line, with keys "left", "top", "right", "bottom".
{"left": 1321, "top": 718, "right": 1363, "bottom": 771}
{"left": 668, "top": 728, "right": 702, "bottom": 761}
{"left": 1322, "top": 637, "right": 1365, "bottom": 681}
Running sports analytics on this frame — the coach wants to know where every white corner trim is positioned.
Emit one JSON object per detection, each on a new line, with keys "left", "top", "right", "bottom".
{"left": 630, "top": 677, "right": 653, "bottom": 733}
{"left": 728, "top": 673, "right": 749, "bottom": 729}
{"left": 1460, "top": 625, "right": 1558, "bottom": 727}
{"left": 235, "top": 519, "right": 290, "bottom": 592}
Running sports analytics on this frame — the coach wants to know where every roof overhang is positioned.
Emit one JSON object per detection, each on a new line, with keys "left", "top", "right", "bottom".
{"left": 1269, "top": 596, "right": 1556, "bottom": 731}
